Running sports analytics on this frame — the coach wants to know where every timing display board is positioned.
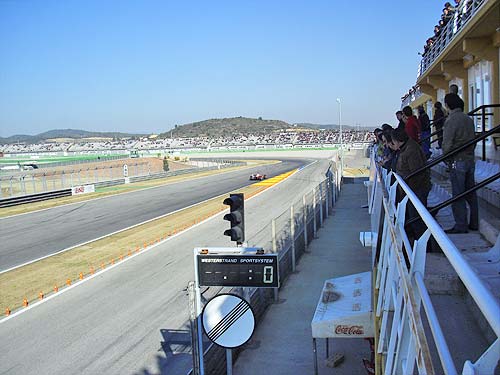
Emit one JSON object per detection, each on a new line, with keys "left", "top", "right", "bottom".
{"left": 197, "top": 254, "right": 279, "bottom": 288}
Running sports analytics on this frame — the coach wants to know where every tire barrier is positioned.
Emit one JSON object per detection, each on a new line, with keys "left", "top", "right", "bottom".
{"left": 0, "top": 189, "right": 72, "bottom": 208}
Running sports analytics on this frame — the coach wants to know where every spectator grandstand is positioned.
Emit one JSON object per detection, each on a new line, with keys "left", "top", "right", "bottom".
{"left": 0, "top": 130, "right": 374, "bottom": 155}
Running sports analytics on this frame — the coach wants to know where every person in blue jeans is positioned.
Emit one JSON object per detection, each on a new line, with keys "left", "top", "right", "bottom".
{"left": 442, "top": 93, "right": 478, "bottom": 234}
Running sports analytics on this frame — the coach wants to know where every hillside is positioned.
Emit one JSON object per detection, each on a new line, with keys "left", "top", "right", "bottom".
{"left": 159, "top": 117, "right": 297, "bottom": 138}
{"left": 0, "top": 129, "right": 144, "bottom": 145}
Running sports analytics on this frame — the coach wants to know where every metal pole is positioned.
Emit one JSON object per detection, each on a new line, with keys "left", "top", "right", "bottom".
{"left": 193, "top": 250, "right": 205, "bottom": 375}
{"left": 337, "top": 98, "right": 344, "bottom": 174}
{"left": 313, "top": 338, "right": 318, "bottom": 375}
{"left": 303, "top": 195, "right": 308, "bottom": 247}
{"left": 482, "top": 107, "right": 486, "bottom": 161}
{"left": 312, "top": 187, "right": 317, "bottom": 236}
{"left": 290, "top": 205, "right": 296, "bottom": 272}
{"left": 325, "top": 180, "right": 329, "bottom": 217}
{"left": 271, "top": 218, "right": 277, "bottom": 253}
{"left": 188, "top": 281, "right": 201, "bottom": 375}
{"left": 319, "top": 184, "right": 323, "bottom": 226}
{"left": 226, "top": 349, "right": 233, "bottom": 375}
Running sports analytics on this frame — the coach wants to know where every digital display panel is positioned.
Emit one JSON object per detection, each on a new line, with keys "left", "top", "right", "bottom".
{"left": 197, "top": 254, "right": 279, "bottom": 288}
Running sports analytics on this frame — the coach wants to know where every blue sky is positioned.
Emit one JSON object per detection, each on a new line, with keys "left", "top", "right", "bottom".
{"left": 0, "top": 0, "right": 442, "bottom": 137}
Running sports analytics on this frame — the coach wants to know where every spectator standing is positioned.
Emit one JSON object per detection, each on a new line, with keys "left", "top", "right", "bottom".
{"left": 449, "top": 84, "right": 459, "bottom": 94}
{"left": 434, "top": 101, "right": 446, "bottom": 148}
{"left": 442, "top": 93, "right": 478, "bottom": 233}
{"left": 391, "top": 127, "right": 431, "bottom": 240}
{"left": 396, "top": 111, "right": 405, "bottom": 130}
{"left": 402, "top": 106, "right": 421, "bottom": 142}
{"left": 418, "top": 105, "right": 432, "bottom": 158}
{"left": 380, "top": 128, "right": 398, "bottom": 171}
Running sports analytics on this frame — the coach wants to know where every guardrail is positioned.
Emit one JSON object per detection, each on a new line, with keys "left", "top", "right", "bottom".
{"left": 368, "top": 150, "right": 500, "bottom": 375}
{"left": 188, "top": 163, "right": 341, "bottom": 375}
{"left": 0, "top": 189, "right": 72, "bottom": 208}
{"left": 0, "top": 161, "right": 247, "bottom": 207}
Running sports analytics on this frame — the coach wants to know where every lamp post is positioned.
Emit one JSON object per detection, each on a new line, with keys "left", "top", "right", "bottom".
{"left": 336, "top": 98, "right": 343, "bottom": 174}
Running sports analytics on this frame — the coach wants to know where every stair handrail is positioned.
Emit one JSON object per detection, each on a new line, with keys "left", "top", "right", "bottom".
{"left": 405, "top": 123, "right": 500, "bottom": 181}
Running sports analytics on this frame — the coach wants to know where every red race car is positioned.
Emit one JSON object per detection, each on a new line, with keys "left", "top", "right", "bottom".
{"left": 249, "top": 173, "right": 267, "bottom": 181}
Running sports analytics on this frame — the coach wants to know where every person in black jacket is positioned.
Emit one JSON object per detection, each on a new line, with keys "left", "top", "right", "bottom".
{"left": 433, "top": 101, "right": 446, "bottom": 148}
{"left": 418, "top": 105, "right": 431, "bottom": 159}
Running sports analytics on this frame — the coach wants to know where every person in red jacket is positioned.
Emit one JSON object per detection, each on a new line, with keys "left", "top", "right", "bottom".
{"left": 402, "top": 106, "right": 421, "bottom": 142}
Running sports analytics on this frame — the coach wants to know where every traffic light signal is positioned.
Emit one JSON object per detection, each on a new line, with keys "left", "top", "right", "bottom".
{"left": 223, "top": 193, "right": 245, "bottom": 245}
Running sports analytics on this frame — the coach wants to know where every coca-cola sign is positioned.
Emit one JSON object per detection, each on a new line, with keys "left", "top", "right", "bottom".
{"left": 334, "top": 325, "right": 364, "bottom": 335}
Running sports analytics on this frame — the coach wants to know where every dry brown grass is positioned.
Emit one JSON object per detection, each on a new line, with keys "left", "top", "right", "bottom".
{"left": 0, "top": 179, "right": 273, "bottom": 312}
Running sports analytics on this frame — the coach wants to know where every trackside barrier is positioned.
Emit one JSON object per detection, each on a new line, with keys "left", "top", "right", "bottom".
{"left": 188, "top": 163, "right": 342, "bottom": 375}
{"left": 368, "top": 152, "right": 500, "bottom": 375}
{"left": 0, "top": 188, "right": 72, "bottom": 208}
{"left": 0, "top": 162, "right": 245, "bottom": 207}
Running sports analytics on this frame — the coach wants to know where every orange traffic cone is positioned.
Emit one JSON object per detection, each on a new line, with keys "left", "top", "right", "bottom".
{"left": 79, "top": 272, "right": 84, "bottom": 280}
{"left": 120, "top": 255, "right": 124, "bottom": 261}
{"left": 128, "top": 250, "right": 132, "bottom": 257}
{"left": 54, "top": 285, "right": 59, "bottom": 293}
{"left": 23, "top": 298, "right": 28, "bottom": 308}
{"left": 101, "top": 262, "right": 105, "bottom": 269}
{"left": 66, "top": 278, "right": 71, "bottom": 286}
{"left": 110, "top": 259, "right": 115, "bottom": 265}
{"left": 38, "top": 291, "right": 44, "bottom": 300}
{"left": 5, "top": 307, "right": 10, "bottom": 316}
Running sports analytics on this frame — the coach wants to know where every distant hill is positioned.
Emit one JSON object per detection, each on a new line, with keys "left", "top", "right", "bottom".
{"left": 0, "top": 129, "right": 144, "bottom": 145}
{"left": 159, "top": 117, "right": 299, "bottom": 138}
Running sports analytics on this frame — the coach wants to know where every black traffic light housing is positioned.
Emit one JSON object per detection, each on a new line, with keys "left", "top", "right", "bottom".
{"left": 223, "top": 193, "right": 245, "bottom": 245}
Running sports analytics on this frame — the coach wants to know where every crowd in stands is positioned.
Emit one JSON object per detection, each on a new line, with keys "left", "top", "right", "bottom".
{"left": 421, "top": 0, "right": 478, "bottom": 58}
{"left": 374, "top": 85, "right": 479, "bottom": 236}
{"left": 0, "top": 130, "right": 374, "bottom": 154}
{"left": 403, "top": 0, "right": 480, "bottom": 107}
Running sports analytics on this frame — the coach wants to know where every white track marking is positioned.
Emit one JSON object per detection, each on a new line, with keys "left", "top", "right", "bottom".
{"left": 0, "top": 162, "right": 312, "bottom": 323}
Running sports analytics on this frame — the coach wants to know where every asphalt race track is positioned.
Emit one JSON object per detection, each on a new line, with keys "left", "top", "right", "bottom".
{"left": 0, "top": 156, "right": 333, "bottom": 375}
{"left": 0, "top": 158, "right": 306, "bottom": 272}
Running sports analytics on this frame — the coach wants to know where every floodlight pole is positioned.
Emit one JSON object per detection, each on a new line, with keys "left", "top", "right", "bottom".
{"left": 336, "top": 98, "right": 344, "bottom": 174}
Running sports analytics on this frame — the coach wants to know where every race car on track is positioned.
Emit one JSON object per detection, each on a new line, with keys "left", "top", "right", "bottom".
{"left": 249, "top": 173, "right": 267, "bottom": 181}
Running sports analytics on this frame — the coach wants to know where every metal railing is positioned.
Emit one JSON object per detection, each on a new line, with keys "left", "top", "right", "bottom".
{"left": 368, "top": 152, "right": 500, "bottom": 375}
{"left": 417, "top": 0, "right": 487, "bottom": 78}
{"left": 406, "top": 123, "right": 500, "bottom": 181}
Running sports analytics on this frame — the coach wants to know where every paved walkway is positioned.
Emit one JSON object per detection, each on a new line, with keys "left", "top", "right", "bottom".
{"left": 233, "top": 182, "right": 372, "bottom": 375}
